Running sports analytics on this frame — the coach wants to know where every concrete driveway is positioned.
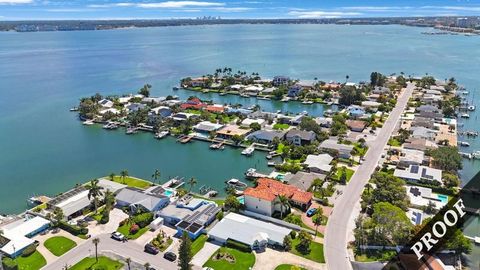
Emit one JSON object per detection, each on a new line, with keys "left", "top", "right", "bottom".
{"left": 87, "top": 208, "right": 128, "bottom": 236}
{"left": 191, "top": 242, "right": 220, "bottom": 267}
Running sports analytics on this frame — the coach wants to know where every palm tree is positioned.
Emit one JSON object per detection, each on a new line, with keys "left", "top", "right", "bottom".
{"left": 120, "top": 170, "right": 129, "bottom": 184}
{"left": 125, "top": 258, "right": 132, "bottom": 270}
{"left": 151, "top": 169, "right": 161, "bottom": 184}
{"left": 345, "top": 75, "right": 350, "bottom": 83}
{"left": 92, "top": 238, "right": 100, "bottom": 262}
{"left": 365, "top": 183, "right": 372, "bottom": 193}
{"left": 144, "top": 262, "right": 151, "bottom": 270}
{"left": 103, "top": 189, "right": 115, "bottom": 210}
{"left": 109, "top": 173, "right": 115, "bottom": 181}
{"left": 87, "top": 179, "right": 104, "bottom": 214}
{"left": 275, "top": 195, "right": 291, "bottom": 219}
{"left": 187, "top": 177, "right": 197, "bottom": 193}
{"left": 312, "top": 209, "right": 323, "bottom": 239}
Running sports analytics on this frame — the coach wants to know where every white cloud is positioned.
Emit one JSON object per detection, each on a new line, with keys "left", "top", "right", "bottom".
{"left": 138, "top": 1, "right": 225, "bottom": 8}
{"left": 289, "top": 10, "right": 361, "bottom": 19}
{"left": 211, "top": 7, "right": 253, "bottom": 12}
{"left": 0, "top": 0, "right": 32, "bottom": 4}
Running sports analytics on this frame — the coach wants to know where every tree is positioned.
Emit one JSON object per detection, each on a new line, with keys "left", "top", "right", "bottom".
{"left": 109, "top": 173, "right": 115, "bottom": 181}
{"left": 339, "top": 166, "right": 347, "bottom": 184}
{"left": 424, "top": 201, "right": 438, "bottom": 215}
{"left": 428, "top": 146, "right": 462, "bottom": 172}
{"left": 53, "top": 208, "right": 64, "bottom": 226}
{"left": 187, "top": 177, "right": 197, "bottom": 193}
{"left": 445, "top": 229, "right": 472, "bottom": 255}
{"left": 249, "top": 122, "right": 261, "bottom": 131}
{"left": 151, "top": 169, "right": 161, "bottom": 184}
{"left": 92, "top": 238, "right": 100, "bottom": 262}
{"left": 103, "top": 189, "right": 115, "bottom": 210}
{"left": 87, "top": 179, "right": 104, "bottom": 214}
{"left": 231, "top": 135, "right": 244, "bottom": 145}
{"left": 125, "top": 258, "right": 132, "bottom": 270}
{"left": 443, "top": 173, "right": 460, "bottom": 189}
{"left": 296, "top": 230, "right": 312, "bottom": 254}
{"left": 283, "top": 235, "right": 292, "bottom": 251}
{"left": 312, "top": 209, "right": 323, "bottom": 239}
{"left": 275, "top": 195, "right": 291, "bottom": 219}
{"left": 370, "top": 72, "right": 386, "bottom": 86}
{"left": 120, "top": 170, "right": 129, "bottom": 184}
{"left": 330, "top": 114, "right": 348, "bottom": 136}
{"left": 138, "top": 84, "right": 152, "bottom": 97}
{"left": 224, "top": 195, "right": 243, "bottom": 212}
{"left": 370, "top": 172, "right": 409, "bottom": 210}
{"left": 339, "top": 86, "right": 363, "bottom": 106}
{"left": 144, "top": 262, "right": 151, "bottom": 270}
{"left": 178, "top": 231, "right": 192, "bottom": 270}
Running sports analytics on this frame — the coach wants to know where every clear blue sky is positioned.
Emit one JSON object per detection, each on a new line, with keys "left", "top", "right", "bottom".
{"left": 1, "top": 0, "right": 480, "bottom": 20}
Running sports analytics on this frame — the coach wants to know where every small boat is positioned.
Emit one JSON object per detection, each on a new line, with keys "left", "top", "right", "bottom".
{"left": 69, "top": 107, "right": 79, "bottom": 112}
{"left": 126, "top": 127, "right": 138, "bottom": 134}
{"left": 462, "top": 91, "right": 469, "bottom": 95}
{"left": 82, "top": 120, "right": 94, "bottom": 125}
{"left": 172, "top": 86, "right": 179, "bottom": 90}
{"left": 459, "top": 141, "right": 470, "bottom": 147}
{"left": 155, "top": 130, "right": 169, "bottom": 139}
{"left": 241, "top": 146, "right": 255, "bottom": 156}
{"left": 205, "top": 190, "right": 218, "bottom": 198}
{"left": 225, "top": 178, "right": 248, "bottom": 189}
{"left": 324, "top": 109, "right": 333, "bottom": 117}
{"left": 459, "top": 152, "right": 473, "bottom": 159}
{"left": 202, "top": 90, "right": 209, "bottom": 93}
{"left": 267, "top": 161, "right": 276, "bottom": 167}
{"left": 103, "top": 122, "right": 118, "bottom": 130}
{"left": 240, "top": 93, "right": 250, "bottom": 98}
{"left": 257, "top": 96, "right": 270, "bottom": 100}
{"left": 209, "top": 143, "right": 224, "bottom": 150}
{"left": 468, "top": 105, "right": 476, "bottom": 111}
{"left": 461, "top": 113, "right": 470, "bottom": 118}
{"left": 473, "top": 151, "right": 480, "bottom": 159}
{"left": 219, "top": 92, "right": 227, "bottom": 96}
{"left": 302, "top": 100, "right": 314, "bottom": 105}
{"left": 281, "top": 97, "right": 290, "bottom": 102}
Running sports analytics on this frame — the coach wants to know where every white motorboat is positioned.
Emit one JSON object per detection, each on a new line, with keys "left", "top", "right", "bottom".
{"left": 103, "top": 122, "right": 118, "bottom": 130}
{"left": 468, "top": 105, "right": 476, "bottom": 111}
{"left": 281, "top": 97, "right": 290, "bottom": 102}
{"left": 82, "top": 120, "right": 94, "bottom": 125}
{"left": 155, "top": 130, "right": 169, "bottom": 139}
{"left": 225, "top": 178, "right": 248, "bottom": 189}
{"left": 459, "top": 141, "right": 470, "bottom": 147}
{"left": 241, "top": 146, "right": 255, "bottom": 156}
{"left": 126, "top": 127, "right": 138, "bottom": 134}
{"left": 461, "top": 113, "right": 470, "bottom": 118}
{"left": 302, "top": 100, "right": 314, "bottom": 105}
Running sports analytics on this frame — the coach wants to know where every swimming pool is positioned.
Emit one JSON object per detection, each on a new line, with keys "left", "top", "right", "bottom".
{"left": 237, "top": 196, "right": 245, "bottom": 204}
{"left": 436, "top": 194, "right": 448, "bottom": 203}
{"left": 163, "top": 190, "right": 174, "bottom": 197}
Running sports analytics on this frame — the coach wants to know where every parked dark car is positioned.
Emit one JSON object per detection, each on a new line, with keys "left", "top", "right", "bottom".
{"left": 163, "top": 251, "right": 177, "bottom": 261}
{"left": 144, "top": 243, "right": 159, "bottom": 255}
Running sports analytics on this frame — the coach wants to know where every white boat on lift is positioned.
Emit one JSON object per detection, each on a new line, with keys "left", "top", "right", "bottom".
{"left": 241, "top": 145, "right": 255, "bottom": 156}
{"left": 461, "top": 113, "right": 470, "bottom": 118}
{"left": 459, "top": 141, "right": 470, "bottom": 147}
{"left": 83, "top": 120, "right": 94, "bottom": 125}
{"left": 225, "top": 178, "right": 248, "bottom": 189}
{"left": 155, "top": 130, "right": 169, "bottom": 139}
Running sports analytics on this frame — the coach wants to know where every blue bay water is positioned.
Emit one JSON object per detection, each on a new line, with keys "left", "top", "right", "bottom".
{"left": 1, "top": 23, "right": 480, "bottom": 266}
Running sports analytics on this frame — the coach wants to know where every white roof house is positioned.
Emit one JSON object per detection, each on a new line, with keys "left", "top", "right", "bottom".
{"left": 118, "top": 96, "right": 133, "bottom": 104}
{"left": 303, "top": 154, "right": 333, "bottom": 173}
{"left": 98, "top": 99, "right": 114, "bottom": 108}
{"left": 99, "top": 108, "right": 120, "bottom": 115}
{"left": 208, "top": 213, "right": 291, "bottom": 248}
{"left": 406, "top": 186, "right": 447, "bottom": 209}
{"left": 361, "top": 101, "right": 381, "bottom": 108}
{"left": 55, "top": 190, "right": 92, "bottom": 218}
{"left": 1, "top": 216, "right": 50, "bottom": 257}
{"left": 241, "top": 118, "right": 266, "bottom": 128}
{"left": 394, "top": 165, "right": 442, "bottom": 183}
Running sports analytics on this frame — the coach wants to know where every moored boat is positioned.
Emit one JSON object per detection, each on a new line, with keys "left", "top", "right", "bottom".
{"left": 225, "top": 178, "right": 248, "bottom": 189}
{"left": 126, "top": 127, "right": 138, "bottom": 134}
{"left": 82, "top": 120, "right": 94, "bottom": 125}
{"left": 155, "top": 130, "right": 169, "bottom": 139}
{"left": 241, "top": 146, "right": 254, "bottom": 156}
{"left": 461, "top": 113, "right": 470, "bottom": 118}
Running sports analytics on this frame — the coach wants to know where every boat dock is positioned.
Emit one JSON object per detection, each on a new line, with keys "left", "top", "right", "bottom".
{"left": 177, "top": 135, "right": 194, "bottom": 144}
{"left": 245, "top": 168, "right": 269, "bottom": 179}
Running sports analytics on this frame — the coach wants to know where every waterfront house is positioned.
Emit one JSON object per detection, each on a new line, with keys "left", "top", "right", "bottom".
{"left": 180, "top": 97, "right": 206, "bottom": 110}
{"left": 411, "top": 126, "right": 437, "bottom": 140}
{"left": 170, "top": 112, "right": 197, "bottom": 122}
{"left": 289, "top": 114, "right": 307, "bottom": 126}
{"left": 416, "top": 105, "right": 441, "bottom": 114}
{"left": 417, "top": 111, "right": 443, "bottom": 121}
{"left": 398, "top": 149, "right": 426, "bottom": 169}
{"left": 246, "top": 130, "right": 286, "bottom": 145}
{"left": 98, "top": 99, "right": 114, "bottom": 108}
{"left": 0, "top": 216, "right": 50, "bottom": 257}
{"left": 247, "top": 110, "right": 277, "bottom": 121}
{"left": 394, "top": 165, "right": 442, "bottom": 184}
{"left": 411, "top": 116, "right": 436, "bottom": 129}
{"left": 215, "top": 124, "right": 252, "bottom": 140}
{"left": 285, "top": 129, "right": 316, "bottom": 146}
{"left": 225, "top": 107, "right": 253, "bottom": 116}
{"left": 319, "top": 139, "right": 354, "bottom": 159}
{"left": 406, "top": 186, "right": 447, "bottom": 210}
{"left": 126, "top": 103, "right": 146, "bottom": 112}
{"left": 241, "top": 118, "right": 266, "bottom": 128}
{"left": 287, "top": 85, "right": 303, "bottom": 98}
{"left": 303, "top": 154, "right": 333, "bottom": 174}
{"left": 283, "top": 172, "right": 326, "bottom": 192}
{"left": 422, "top": 94, "right": 443, "bottom": 105}
{"left": 188, "top": 77, "right": 208, "bottom": 88}
{"left": 193, "top": 121, "right": 224, "bottom": 136}
{"left": 157, "top": 196, "right": 219, "bottom": 239}
{"left": 150, "top": 106, "right": 172, "bottom": 118}
{"left": 116, "top": 187, "right": 169, "bottom": 213}
{"left": 204, "top": 104, "right": 225, "bottom": 113}
{"left": 99, "top": 108, "right": 120, "bottom": 115}
{"left": 118, "top": 96, "right": 133, "bottom": 104}
{"left": 347, "top": 105, "right": 366, "bottom": 119}
{"left": 243, "top": 85, "right": 264, "bottom": 96}
{"left": 243, "top": 178, "right": 313, "bottom": 216}
{"left": 142, "top": 97, "right": 166, "bottom": 104}
{"left": 403, "top": 138, "right": 438, "bottom": 151}
{"left": 272, "top": 76, "right": 290, "bottom": 86}
{"left": 346, "top": 120, "right": 367, "bottom": 132}
{"left": 47, "top": 186, "right": 93, "bottom": 219}
{"left": 208, "top": 212, "right": 291, "bottom": 250}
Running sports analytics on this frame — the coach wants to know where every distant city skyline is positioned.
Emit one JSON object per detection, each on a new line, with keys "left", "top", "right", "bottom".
{"left": 1, "top": 0, "right": 480, "bottom": 20}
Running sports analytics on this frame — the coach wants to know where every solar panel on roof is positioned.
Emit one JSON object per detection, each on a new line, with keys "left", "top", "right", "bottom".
{"left": 410, "top": 165, "right": 419, "bottom": 174}
{"left": 177, "top": 221, "right": 190, "bottom": 229}
{"left": 187, "top": 222, "right": 202, "bottom": 233}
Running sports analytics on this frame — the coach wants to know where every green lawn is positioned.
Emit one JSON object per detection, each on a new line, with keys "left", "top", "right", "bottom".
{"left": 70, "top": 256, "right": 123, "bottom": 270}
{"left": 353, "top": 143, "right": 368, "bottom": 156}
{"left": 16, "top": 251, "right": 47, "bottom": 270}
{"left": 273, "top": 123, "right": 290, "bottom": 130}
{"left": 275, "top": 264, "right": 307, "bottom": 270}
{"left": 203, "top": 247, "right": 255, "bottom": 270}
{"left": 191, "top": 194, "right": 225, "bottom": 207}
{"left": 117, "top": 222, "right": 149, "bottom": 239}
{"left": 290, "top": 238, "right": 325, "bottom": 263}
{"left": 191, "top": 234, "right": 208, "bottom": 256}
{"left": 332, "top": 167, "right": 355, "bottom": 183}
{"left": 44, "top": 236, "right": 77, "bottom": 256}
{"left": 388, "top": 138, "right": 402, "bottom": 147}
{"left": 276, "top": 143, "right": 286, "bottom": 154}
{"left": 355, "top": 249, "right": 397, "bottom": 262}
{"left": 108, "top": 176, "right": 152, "bottom": 189}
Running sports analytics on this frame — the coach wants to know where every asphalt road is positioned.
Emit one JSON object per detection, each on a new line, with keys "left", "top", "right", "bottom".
{"left": 324, "top": 83, "right": 415, "bottom": 270}
{"left": 41, "top": 233, "right": 177, "bottom": 270}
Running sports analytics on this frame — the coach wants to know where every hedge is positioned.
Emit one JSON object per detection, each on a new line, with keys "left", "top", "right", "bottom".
{"left": 2, "top": 257, "right": 18, "bottom": 270}
{"left": 59, "top": 221, "right": 88, "bottom": 236}
{"left": 226, "top": 239, "right": 251, "bottom": 252}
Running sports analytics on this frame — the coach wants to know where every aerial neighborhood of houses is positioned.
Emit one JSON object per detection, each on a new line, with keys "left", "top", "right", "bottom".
{"left": 0, "top": 70, "right": 472, "bottom": 270}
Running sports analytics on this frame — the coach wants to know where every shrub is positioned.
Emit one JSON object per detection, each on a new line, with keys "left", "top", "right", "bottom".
{"left": 226, "top": 239, "right": 251, "bottom": 252}
{"left": 130, "top": 224, "right": 140, "bottom": 234}
{"left": 21, "top": 244, "right": 37, "bottom": 257}
{"left": 2, "top": 257, "right": 18, "bottom": 270}
{"left": 133, "top": 212, "right": 154, "bottom": 228}
{"left": 99, "top": 210, "right": 109, "bottom": 224}
{"left": 59, "top": 221, "right": 88, "bottom": 236}
{"left": 289, "top": 231, "right": 297, "bottom": 239}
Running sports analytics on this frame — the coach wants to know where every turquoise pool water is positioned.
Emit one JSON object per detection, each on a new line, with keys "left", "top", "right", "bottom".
{"left": 437, "top": 194, "right": 448, "bottom": 203}
{"left": 164, "top": 190, "right": 174, "bottom": 197}
{"left": 237, "top": 196, "right": 245, "bottom": 204}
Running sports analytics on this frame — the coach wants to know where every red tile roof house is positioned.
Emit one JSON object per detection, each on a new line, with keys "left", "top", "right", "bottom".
{"left": 346, "top": 120, "right": 367, "bottom": 132}
{"left": 205, "top": 105, "right": 225, "bottom": 113}
{"left": 243, "top": 178, "right": 313, "bottom": 217}
{"left": 180, "top": 97, "right": 207, "bottom": 110}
